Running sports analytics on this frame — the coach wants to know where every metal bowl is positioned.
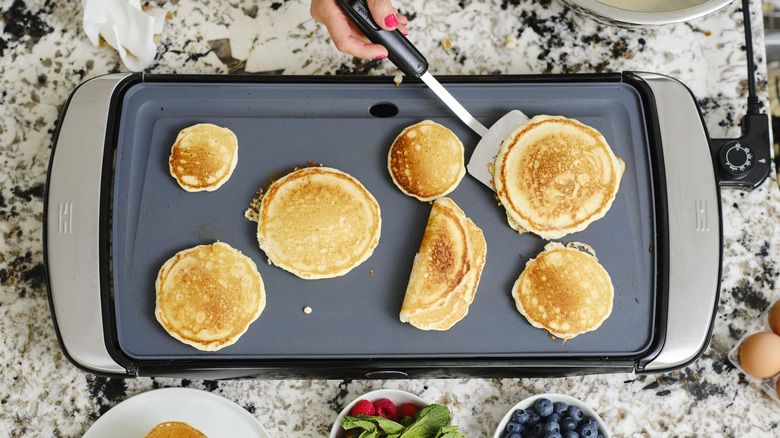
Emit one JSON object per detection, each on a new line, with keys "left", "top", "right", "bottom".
{"left": 560, "top": 0, "right": 734, "bottom": 26}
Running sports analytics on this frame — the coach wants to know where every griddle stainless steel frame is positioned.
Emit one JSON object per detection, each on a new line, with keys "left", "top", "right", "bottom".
{"left": 43, "top": 72, "right": 720, "bottom": 378}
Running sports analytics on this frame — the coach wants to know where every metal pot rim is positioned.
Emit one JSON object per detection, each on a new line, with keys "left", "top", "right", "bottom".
{"left": 561, "top": 0, "right": 734, "bottom": 26}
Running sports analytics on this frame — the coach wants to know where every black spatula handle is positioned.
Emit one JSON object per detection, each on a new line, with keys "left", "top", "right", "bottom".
{"left": 335, "top": 0, "right": 428, "bottom": 78}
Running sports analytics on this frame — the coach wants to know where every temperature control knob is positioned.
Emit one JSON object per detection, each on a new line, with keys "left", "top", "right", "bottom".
{"left": 718, "top": 141, "right": 754, "bottom": 177}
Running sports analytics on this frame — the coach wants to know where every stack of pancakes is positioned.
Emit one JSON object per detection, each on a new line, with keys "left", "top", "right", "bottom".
{"left": 388, "top": 120, "right": 465, "bottom": 201}
{"left": 512, "top": 242, "right": 614, "bottom": 340}
{"left": 169, "top": 123, "right": 238, "bottom": 192}
{"left": 493, "top": 115, "right": 624, "bottom": 239}
{"left": 399, "top": 197, "right": 486, "bottom": 331}
{"left": 144, "top": 422, "right": 208, "bottom": 438}
{"left": 155, "top": 242, "right": 266, "bottom": 351}
{"left": 254, "top": 166, "right": 381, "bottom": 279}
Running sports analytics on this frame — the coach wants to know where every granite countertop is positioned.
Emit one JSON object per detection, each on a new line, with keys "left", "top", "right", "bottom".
{"left": 2, "top": 0, "right": 780, "bottom": 436}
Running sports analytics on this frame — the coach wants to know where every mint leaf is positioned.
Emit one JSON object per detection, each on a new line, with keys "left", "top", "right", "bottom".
{"left": 341, "top": 414, "right": 405, "bottom": 437}
{"left": 399, "top": 405, "right": 451, "bottom": 438}
{"left": 373, "top": 417, "right": 405, "bottom": 434}
{"left": 434, "top": 426, "right": 465, "bottom": 438}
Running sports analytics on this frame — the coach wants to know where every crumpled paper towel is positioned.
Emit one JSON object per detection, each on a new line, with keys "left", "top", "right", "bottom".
{"left": 82, "top": 0, "right": 167, "bottom": 71}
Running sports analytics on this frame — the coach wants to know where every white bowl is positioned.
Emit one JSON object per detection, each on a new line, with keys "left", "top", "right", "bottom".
{"left": 560, "top": 0, "right": 732, "bottom": 26}
{"left": 329, "top": 389, "right": 428, "bottom": 438}
{"left": 493, "top": 393, "right": 611, "bottom": 438}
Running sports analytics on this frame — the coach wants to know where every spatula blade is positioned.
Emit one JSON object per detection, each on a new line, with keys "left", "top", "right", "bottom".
{"left": 466, "top": 110, "right": 530, "bottom": 190}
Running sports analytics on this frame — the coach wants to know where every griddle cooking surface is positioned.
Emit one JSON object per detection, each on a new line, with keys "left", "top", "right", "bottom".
{"left": 112, "top": 79, "right": 656, "bottom": 361}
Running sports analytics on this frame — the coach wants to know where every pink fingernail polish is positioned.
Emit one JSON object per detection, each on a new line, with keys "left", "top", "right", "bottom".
{"left": 376, "top": 55, "right": 387, "bottom": 59}
{"left": 384, "top": 14, "right": 398, "bottom": 28}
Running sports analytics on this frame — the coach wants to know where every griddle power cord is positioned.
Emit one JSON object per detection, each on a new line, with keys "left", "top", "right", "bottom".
{"left": 709, "top": 0, "right": 771, "bottom": 189}
{"left": 743, "top": 0, "right": 761, "bottom": 116}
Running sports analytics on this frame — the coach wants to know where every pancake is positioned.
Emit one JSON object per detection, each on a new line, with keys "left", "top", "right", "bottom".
{"left": 388, "top": 120, "right": 465, "bottom": 201}
{"left": 144, "top": 422, "right": 208, "bottom": 438}
{"left": 255, "top": 166, "right": 381, "bottom": 279}
{"left": 512, "top": 242, "right": 614, "bottom": 340}
{"left": 399, "top": 197, "right": 486, "bottom": 331}
{"left": 493, "top": 115, "right": 625, "bottom": 239}
{"left": 169, "top": 123, "right": 238, "bottom": 192}
{"left": 155, "top": 242, "right": 266, "bottom": 351}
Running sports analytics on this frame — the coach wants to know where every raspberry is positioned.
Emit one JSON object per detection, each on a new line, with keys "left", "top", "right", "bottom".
{"left": 351, "top": 399, "right": 376, "bottom": 416}
{"left": 400, "top": 403, "right": 419, "bottom": 418}
{"left": 373, "top": 398, "right": 400, "bottom": 420}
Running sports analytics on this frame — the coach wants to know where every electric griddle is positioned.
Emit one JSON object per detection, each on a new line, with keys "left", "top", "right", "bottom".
{"left": 43, "top": 72, "right": 750, "bottom": 378}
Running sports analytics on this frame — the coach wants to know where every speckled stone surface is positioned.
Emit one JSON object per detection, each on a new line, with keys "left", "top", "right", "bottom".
{"left": 2, "top": 0, "right": 780, "bottom": 436}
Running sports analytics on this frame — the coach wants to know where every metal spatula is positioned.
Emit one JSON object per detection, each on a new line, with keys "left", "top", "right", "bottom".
{"left": 336, "top": 0, "right": 529, "bottom": 190}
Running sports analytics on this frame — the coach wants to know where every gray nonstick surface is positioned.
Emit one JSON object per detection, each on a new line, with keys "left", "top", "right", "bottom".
{"left": 112, "top": 78, "right": 656, "bottom": 361}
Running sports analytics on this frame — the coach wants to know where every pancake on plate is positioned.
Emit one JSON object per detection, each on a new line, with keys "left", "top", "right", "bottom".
{"left": 493, "top": 115, "right": 625, "bottom": 239}
{"left": 169, "top": 123, "right": 238, "bottom": 192}
{"left": 254, "top": 166, "right": 381, "bottom": 279}
{"left": 155, "top": 242, "right": 266, "bottom": 351}
{"left": 144, "top": 421, "right": 208, "bottom": 438}
{"left": 512, "top": 241, "right": 614, "bottom": 340}
{"left": 399, "top": 197, "right": 486, "bottom": 331}
{"left": 388, "top": 120, "right": 465, "bottom": 201}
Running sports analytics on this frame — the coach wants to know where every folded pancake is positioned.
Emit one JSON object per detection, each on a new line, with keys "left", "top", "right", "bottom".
{"left": 169, "top": 123, "right": 238, "bottom": 192}
{"left": 255, "top": 166, "right": 381, "bottom": 279}
{"left": 144, "top": 422, "right": 208, "bottom": 438}
{"left": 399, "top": 197, "right": 486, "bottom": 331}
{"left": 493, "top": 115, "right": 625, "bottom": 239}
{"left": 155, "top": 242, "right": 265, "bottom": 351}
{"left": 388, "top": 120, "right": 465, "bottom": 201}
{"left": 512, "top": 242, "right": 614, "bottom": 340}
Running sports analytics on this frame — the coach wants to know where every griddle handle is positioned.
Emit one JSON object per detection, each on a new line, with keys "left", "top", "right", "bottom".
{"left": 336, "top": 0, "right": 428, "bottom": 78}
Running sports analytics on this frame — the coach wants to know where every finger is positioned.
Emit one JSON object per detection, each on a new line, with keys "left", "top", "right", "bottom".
{"left": 366, "top": 0, "right": 399, "bottom": 30}
{"left": 331, "top": 23, "right": 389, "bottom": 59}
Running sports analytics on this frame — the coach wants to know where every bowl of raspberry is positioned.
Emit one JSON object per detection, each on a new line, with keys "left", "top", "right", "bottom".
{"left": 493, "top": 394, "right": 611, "bottom": 438}
{"left": 329, "top": 389, "right": 428, "bottom": 438}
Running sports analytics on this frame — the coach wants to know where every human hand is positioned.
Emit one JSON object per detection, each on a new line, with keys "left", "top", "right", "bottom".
{"left": 311, "top": 0, "right": 408, "bottom": 59}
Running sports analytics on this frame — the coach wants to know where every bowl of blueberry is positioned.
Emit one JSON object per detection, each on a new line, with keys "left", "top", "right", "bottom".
{"left": 493, "top": 393, "right": 611, "bottom": 438}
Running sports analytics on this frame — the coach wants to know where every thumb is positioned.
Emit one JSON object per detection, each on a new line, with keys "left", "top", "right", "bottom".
{"left": 366, "top": 0, "right": 399, "bottom": 30}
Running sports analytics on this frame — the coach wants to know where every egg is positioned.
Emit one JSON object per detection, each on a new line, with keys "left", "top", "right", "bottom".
{"left": 739, "top": 332, "right": 780, "bottom": 379}
{"left": 769, "top": 301, "right": 780, "bottom": 336}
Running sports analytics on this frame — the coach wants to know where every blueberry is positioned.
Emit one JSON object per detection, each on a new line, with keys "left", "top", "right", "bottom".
{"left": 566, "top": 406, "right": 584, "bottom": 422}
{"left": 548, "top": 413, "right": 561, "bottom": 424}
{"left": 513, "top": 409, "right": 530, "bottom": 424}
{"left": 533, "top": 422, "right": 546, "bottom": 436}
{"left": 580, "top": 418, "right": 599, "bottom": 434}
{"left": 577, "top": 421, "right": 598, "bottom": 438}
{"left": 527, "top": 410, "right": 541, "bottom": 426}
{"left": 543, "top": 433, "right": 563, "bottom": 438}
{"left": 534, "top": 398, "right": 554, "bottom": 417}
{"left": 504, "top": 433, "right": 523, "bottom": 438}
{"left": 562, "top": 432, "right": 579, "bottom": 438}
{"left": 544, "top": 421, "right": 561, "bottom": 434}
{"left": 505, "top": 420, "right": 523, "bottom": 434}
{"left": 553, "top": 402, "right": 568, "bottom": 415}
{"left": 560, "top": 417, "right": 577, "bottom": 431}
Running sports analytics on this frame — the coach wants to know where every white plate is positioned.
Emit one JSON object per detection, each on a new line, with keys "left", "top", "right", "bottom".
{"left": 83, "top": 387, "right": 269, "bottom": 438}
{"left": 329, "top": 389, "right": 428, "bottom": 438}
{"left": 493, "top": 393, "right": 611, "bottom": 438}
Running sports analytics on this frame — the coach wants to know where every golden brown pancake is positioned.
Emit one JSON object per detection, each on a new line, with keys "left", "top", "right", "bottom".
{"left": 155, "top": 242, "right": 266, "bottom": 351}
{"left": 169, "top": 123, "right": 238, "bottom": 192}
{"left": 512, "top": 242, "right": 614, "bottom": 340}
{"left": 388, "top": 120, "right": 465, "bottom": 201}
{"left": 144, "top": 421, "right": 208, "bottom": 438}
{"left": 493, "top": 115, "right": 625, "bottom": 239}
{"left": 399, "top": 197, "right": 486, "bottom": 330}
{"left": 255, "top": 166, "right": 381, "bottom": 279}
